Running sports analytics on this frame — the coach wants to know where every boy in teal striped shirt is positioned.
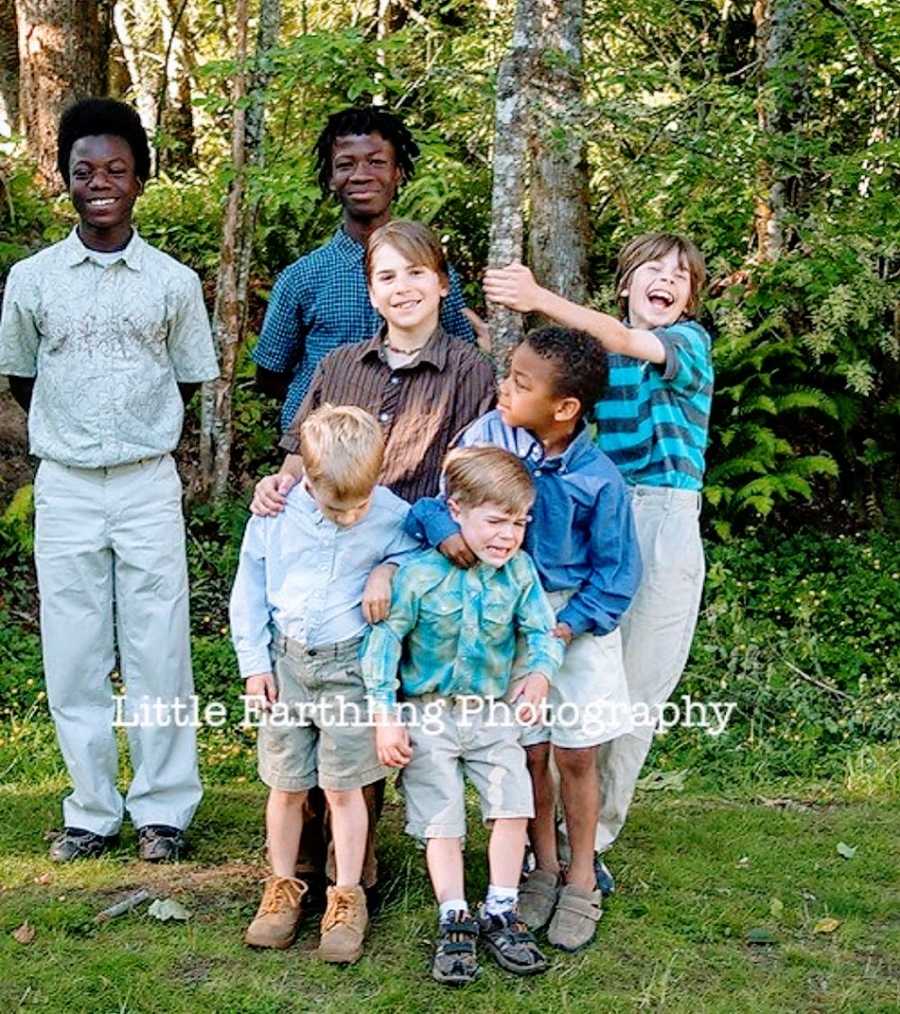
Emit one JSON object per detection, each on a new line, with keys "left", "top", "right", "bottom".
{"left": 485, "top": 233, "right": 712, "bottom": 894}
{"left": 362, "top": 445, "right": 564, "bottom": 986}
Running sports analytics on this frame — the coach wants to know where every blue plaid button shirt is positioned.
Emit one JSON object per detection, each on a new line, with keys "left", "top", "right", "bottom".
{"left": 253, "top": 228, "right": 475, "bottom": 429}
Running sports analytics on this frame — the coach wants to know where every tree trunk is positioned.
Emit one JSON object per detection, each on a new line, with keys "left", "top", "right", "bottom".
{"left": 158, "top": 0, "right": 196, "bottom": 173}
{"left": 753, "top": 0, "right": 806, "bottom": 261}
{"left": 199, "top": 0, "right": 281, "bottom": 501}
{"left": 487, "top": 0, "right": 541, "bottom": 365}
{"left": 112, "top": 0, "right": 160, "bottom": 156}
{"left": 0, "top": 0, "right": 18, "bottom": 136}
{"left": 15, "top": 0, "right": 107, "bottom": 190}
{"left": 528, "top": 0, "right": 590, "bottom": 304}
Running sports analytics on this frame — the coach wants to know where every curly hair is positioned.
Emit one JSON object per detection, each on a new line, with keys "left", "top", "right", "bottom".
{"left": 520, "top": 326, "right": 608, "bottom": 421}
{"left": 312, "top": 105, "right": 419, "bottom": 196}
{"left": 57, "top": 98, "right": 151, "bottom": 186}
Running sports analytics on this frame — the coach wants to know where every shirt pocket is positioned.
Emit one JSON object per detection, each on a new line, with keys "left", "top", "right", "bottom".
{"left": 418, "top": 597, "right": 464, "bottom": 640}
{"left": 481, "top": 599, "right": 516, "bottom": 646}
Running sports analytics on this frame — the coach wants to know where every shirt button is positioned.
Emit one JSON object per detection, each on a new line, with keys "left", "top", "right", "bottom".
{"left": 390, "top": 376, "right": 400, "bottom": 385}
{"left": 379, "top": 412, "right": 391, "bottom": 422}
{"left": 534, "top": 469, "right": 542, "bottom": 476}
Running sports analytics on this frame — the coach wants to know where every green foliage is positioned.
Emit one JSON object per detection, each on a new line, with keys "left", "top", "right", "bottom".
{"left": 657, "top": 528, "right": 900, "bottom": 781}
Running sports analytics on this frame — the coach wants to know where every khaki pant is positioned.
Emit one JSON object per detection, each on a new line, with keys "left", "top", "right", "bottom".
{"left": 34, "top": 455, "right": 202, "bottom": 836}
{"left": 594, "top": 484, "right": 705, "bottom": 851}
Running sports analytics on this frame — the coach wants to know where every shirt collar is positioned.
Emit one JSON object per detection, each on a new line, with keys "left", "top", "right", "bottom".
{"left": 62, "top": 226, "right": 145, "bottom": 271}
{"left": 331, "top": 226, "right": 365, "bottom": 265}
{"left": 356, "top": 323, "right": 451, "bottom": 371}
{"left": 523, "top": 419, "right": 591, "bottom": 474}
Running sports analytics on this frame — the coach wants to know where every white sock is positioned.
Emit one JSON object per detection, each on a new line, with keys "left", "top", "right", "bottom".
{"left": 484, "top": 884, "right": 518, "bottom": 916}
{"left": 439, "top": 898, "right": 469, "bottom": 924}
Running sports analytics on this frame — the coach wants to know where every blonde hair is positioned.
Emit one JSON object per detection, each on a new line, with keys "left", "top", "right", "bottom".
{"left": 443, "top": 446, "right": 534, "bottom": 515}
{"left": 615, "top": 232, "right": 707, "bottom": 317}
{"left": 299, "top": 404, "right": 384, "bottom": 501}
{"left": 364, "top": 219, "right": 449, "bottom": 286}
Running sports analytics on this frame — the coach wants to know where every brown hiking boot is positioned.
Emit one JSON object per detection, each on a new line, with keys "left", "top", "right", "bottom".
{"left": 318, "top": 885, "right": 368, "bottom": 964}
{"left": 244, "top": 875, "right": 307, "bottom": 949}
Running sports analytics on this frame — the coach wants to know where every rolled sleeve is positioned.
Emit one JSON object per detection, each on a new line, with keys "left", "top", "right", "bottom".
{"left": 167, "top": 272, "right": 218, "bottom": 382}
{"left": 0, "top": 264, "right": 39, "bottom": 377}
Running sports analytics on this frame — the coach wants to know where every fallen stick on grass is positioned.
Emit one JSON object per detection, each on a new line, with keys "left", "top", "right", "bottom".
{"left": 94, "top": 889, "right": 151, "bottom": 923}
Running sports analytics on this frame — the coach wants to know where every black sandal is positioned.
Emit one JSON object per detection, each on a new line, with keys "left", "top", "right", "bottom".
{"left": 432, "top": 911, "right": 480, "bottom": 987}
{"left": 477, "top": 907, "right": 548, "bottom": 976}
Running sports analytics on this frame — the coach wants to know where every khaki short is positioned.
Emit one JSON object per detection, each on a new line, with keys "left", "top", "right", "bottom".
{"left": 256, "top": 634, "right": 386, "bottom": 793}
{"left": 517, "top": 590, "right": 634, "bottom": 749}
{"left": 399, "top": 695, "right": 534, "bottom": 840}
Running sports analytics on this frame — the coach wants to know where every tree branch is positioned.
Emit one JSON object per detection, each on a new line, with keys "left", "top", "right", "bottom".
{"left": 817, "top": 0, "right": 900, "bottom": 88}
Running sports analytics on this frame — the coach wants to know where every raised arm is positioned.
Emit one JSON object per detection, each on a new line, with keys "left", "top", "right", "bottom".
{"left": 483, "top": 262, "right": 666, "bottom": 364}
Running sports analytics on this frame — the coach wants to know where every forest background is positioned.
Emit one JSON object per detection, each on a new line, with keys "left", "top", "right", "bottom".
{"left": 0, "top": 3, "right": 898, "bottom": 1010}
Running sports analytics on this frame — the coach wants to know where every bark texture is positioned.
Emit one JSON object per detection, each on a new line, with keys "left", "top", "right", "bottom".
{"left": 200, "top": 0, "right": 281, "bottom": 500}
{"left": 15, "top": 0, "right": 107, "bottom": 190}
{"left": 753, "top": 0, "right": 806, "bottom": 261}
{"left": 0, "top": 0, "right": 18, "bottom": 135}
{"left": 487, "top": 0, "right": 540, "bottom": 364}
{"left": 528, "top": 0, "right": 590, "bottom": 304}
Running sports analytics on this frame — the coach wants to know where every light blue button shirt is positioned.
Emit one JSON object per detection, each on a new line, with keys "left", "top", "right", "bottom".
{"left": 229, "top": 483, "right": 421, "bottom": 677}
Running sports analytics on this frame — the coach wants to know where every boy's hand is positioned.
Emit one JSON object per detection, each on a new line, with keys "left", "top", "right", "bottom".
{"left": 511, "top": 672, "right": 549, "bottom": 725}
{"left": 439, "top": 533, "right": 477, "bottom": 569}
{"left": 362, "top": 563, "right": 397, "bottom": 623}
{"left": 483, "top": 262, "right": 542, "bottom": 314}
{"left": 552, "top": 622, "right": 574, "bottom": 646}
{"left": 375, "top": 717, "right": 412, "bottom": 768}
{"left": 250, "top": 472, "right": 296, "bottom": 517}
{"left": 244, "top": 672, "right": 277, "bottom": 711}
{"left": 462, "top": 307, "right": 492, "bottom": 354}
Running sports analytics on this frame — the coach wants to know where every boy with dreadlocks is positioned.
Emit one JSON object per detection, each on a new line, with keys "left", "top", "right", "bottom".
{"left": 252, "top": 105, "right": 479, "bottom": 430}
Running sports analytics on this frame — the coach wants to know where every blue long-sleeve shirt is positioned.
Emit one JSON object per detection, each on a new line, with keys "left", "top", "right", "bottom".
{"left": 229, "top": 483, "right": 421, "bottom": 676}
{"left": 405, "top": 410, "right": 642, "bottom": 637}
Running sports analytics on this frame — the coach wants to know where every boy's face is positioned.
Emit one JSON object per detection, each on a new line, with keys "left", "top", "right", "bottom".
{"left": 305, "top": 479, "right": 373, "bottom": 528}
{"left": 497, "top": 342, "right": 576, "bottom": 435}
{"left": 368, "top": 242, "right": 448, "bottom": 335}
{"left": 622, "top": 246, "right": 692, "bottom": 331}
{"left": 329, "top": 132, "right": 401, "bottom": 220}
{"left": 448, "top": 499, "right": 529, "bottom": 567}
{"left": 68, "top": 134, "right": 142, "bottom": 232}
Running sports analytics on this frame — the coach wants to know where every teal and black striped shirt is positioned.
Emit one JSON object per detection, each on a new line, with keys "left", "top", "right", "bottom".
{"left": 596, "top": 320, "right": 713, "bottom": 491}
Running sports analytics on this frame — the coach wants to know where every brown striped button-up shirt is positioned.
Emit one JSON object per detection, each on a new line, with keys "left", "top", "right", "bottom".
{"left": 279, "top": 326, "right": 497, "bottom": 503}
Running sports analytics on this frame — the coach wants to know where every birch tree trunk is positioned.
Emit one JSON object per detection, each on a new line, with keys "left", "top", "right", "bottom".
{"left": 487, "top": 0, "right": 540, "bottom": 365}
{"left": 753, "top": 0, "right": 806, "bottom": 261}
{"left": 199, "top": 0, "right": 281, "bottom": 501}
{"left": 528, "top": 0, "right": 590, "bottom": 303}
{"left": 0, "top": 0, "right": 18, "bottom": 136}
{"left": 112, "top": 0, "right": 160, "bottom": 156}
{"left": 15, "top": 0, "right": 107, "bottom": 190}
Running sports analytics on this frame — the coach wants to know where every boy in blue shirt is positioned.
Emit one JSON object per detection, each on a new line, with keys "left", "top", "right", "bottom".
{"left": 407, "top": 326, "right": 641, "bottom": 952}
{"left": 363, "top": 446, "right": 564, "bottom": 986}
{"left": 485, "top": 235, "right": 711, "bottom": 893}
{"left": 230, "top": 404, "right": 419, "bottom": 964}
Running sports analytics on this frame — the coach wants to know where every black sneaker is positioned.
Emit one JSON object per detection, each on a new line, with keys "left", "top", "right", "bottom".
{"left": 594, "top": 854, "right": 616, "bottom": 897}
{"left": 137, "top": 824, "right": 186, "bottom": 862}
{"left": 476, "top": 906, "right": 548, "bottom": 976}
{"left": 49, "top": 827, "right": 118, "bottom": 862}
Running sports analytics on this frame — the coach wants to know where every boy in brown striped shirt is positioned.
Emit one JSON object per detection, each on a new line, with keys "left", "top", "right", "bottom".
{"left": 249, "top": 219, "right": 496, "bottom": 895}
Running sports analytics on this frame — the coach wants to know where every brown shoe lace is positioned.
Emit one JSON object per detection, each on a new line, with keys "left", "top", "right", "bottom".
{"left": 322, "top": 888, "right": 359, "bottom": 932}
{"left": 259, "top": 875, "right": 306, "bottom": 915}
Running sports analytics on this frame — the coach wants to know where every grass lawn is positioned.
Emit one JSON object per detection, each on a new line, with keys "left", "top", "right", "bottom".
{"left": 0, "top": 772, "right": 897, "bottom": 1014}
